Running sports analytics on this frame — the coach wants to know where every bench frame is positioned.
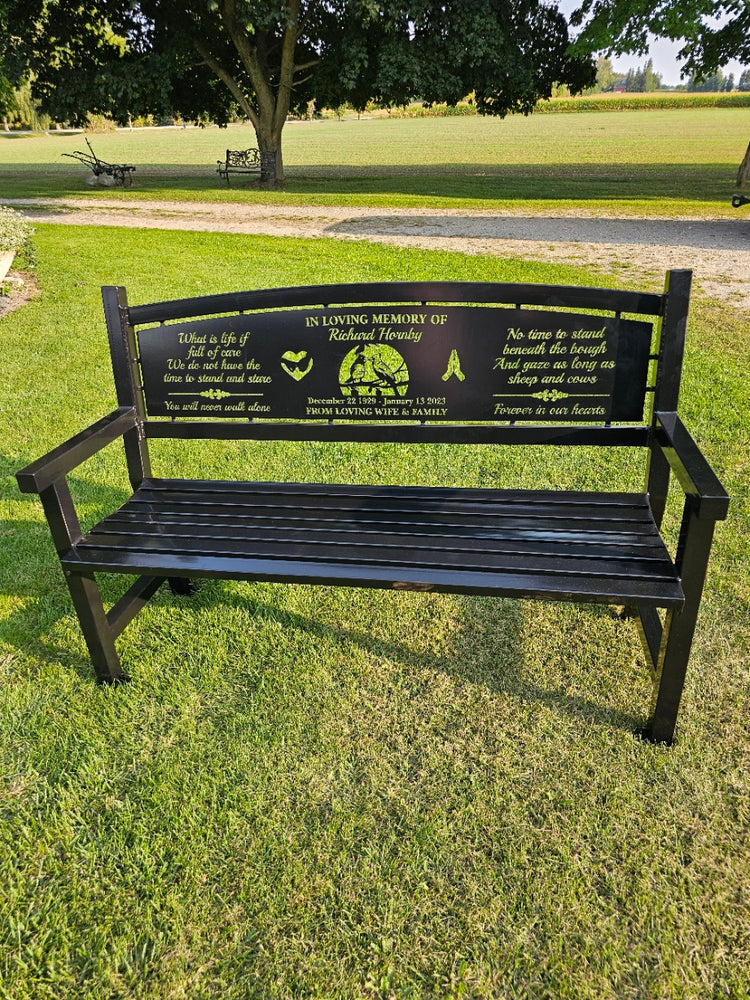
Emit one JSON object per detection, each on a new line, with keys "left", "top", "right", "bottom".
{"left": 16, "top": 272, "right": 729, "bottom": 745}
{"left": 216, "top": 147, "right": 261, "bottom": 183}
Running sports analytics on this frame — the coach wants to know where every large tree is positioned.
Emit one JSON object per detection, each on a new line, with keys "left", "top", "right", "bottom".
{"left": 569, "top": 0, "right": 750, "bottom": 80}
{"left": 4, "top": 0, "right": 595, "bottom": 182}
{"left": 0, "top": 1, "right": 16, "bottom": 114}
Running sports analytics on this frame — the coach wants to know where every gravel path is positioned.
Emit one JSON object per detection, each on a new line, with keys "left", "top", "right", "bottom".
{"left": 5, "top": 196, "right": 750, "bottom": 306}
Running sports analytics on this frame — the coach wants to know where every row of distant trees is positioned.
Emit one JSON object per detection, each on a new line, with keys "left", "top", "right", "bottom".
{"left": 2, "top": 0, "right": 750, "bottom": 183}
{"left": 6, "top": 62, "right": 748, "bottom": 132}
{"left": 688, "top": 68, "right": 750, "bottom": 92}
{"left": 590, "top": 57, "right": 749, "bottom": 94}
{"left": 1, "top": 80, "right": 43, "bottom": 130}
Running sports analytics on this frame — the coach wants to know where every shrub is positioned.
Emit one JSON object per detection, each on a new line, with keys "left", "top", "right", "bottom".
{"left": 85, "top": 113, "right": 117, "bottom": 132}
{"left": 0, "top": 206, "right": 36, "bottom": 268}
{"left": 387, "top": 102, "right": 478, "bottom": 118}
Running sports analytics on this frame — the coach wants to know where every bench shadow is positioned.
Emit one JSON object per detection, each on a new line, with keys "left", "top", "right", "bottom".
{"left": 204, "top": 588, "right": 643, "bottom": 735}
{"left": 2, "top": 453, "right": 642, "bottom": 734}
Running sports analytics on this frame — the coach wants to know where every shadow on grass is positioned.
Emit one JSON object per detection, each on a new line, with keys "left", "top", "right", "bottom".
{"left": 198, "top": 587, "right": 644, "bottom": 736}
{"left": 0, "top": 161, "right": 740, "bottom": 205}
{"left": 329, "top": 214, "right": 750, "bottom": 249}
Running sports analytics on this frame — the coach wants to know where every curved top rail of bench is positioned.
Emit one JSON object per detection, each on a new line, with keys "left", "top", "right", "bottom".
{"left": 121, "top": 278, "right": 682, "bottom": 328}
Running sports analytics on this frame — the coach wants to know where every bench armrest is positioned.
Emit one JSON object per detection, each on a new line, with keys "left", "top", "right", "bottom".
{"left": 16, "top": 407, "right": 138, "bottom": 495}
{"left": 654, "top": 411, "right": 730, "bottom": 521}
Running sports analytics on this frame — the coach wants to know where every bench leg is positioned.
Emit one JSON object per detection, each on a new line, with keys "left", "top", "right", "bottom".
{"left": 641, "top": 506, "right": 717, "bottom": 745}
{"left": 38, "top": 481, "right": 128, "bottom": 684}
{"left": 65, "top": 573, "right": 129, "bottom": 685}
{"left": 639, "top": 609, "right": 690, "bottom": 745}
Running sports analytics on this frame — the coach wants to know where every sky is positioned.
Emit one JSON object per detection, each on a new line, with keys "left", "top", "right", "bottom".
{"left": 609, "top": 37, "right": 746, "bottom": 86}
{"left": 554, "top": 0, "right": 747, "bottom": 86}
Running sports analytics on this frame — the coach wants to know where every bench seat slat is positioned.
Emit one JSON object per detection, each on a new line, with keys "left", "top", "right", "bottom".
{"left": 76, "top": 531, "right": 679, "bottom": 582}
{"left": 137, "top": 478, "right": 651, "bottom": 508}
{"left": 65, "top": 480, "right": 684, "bottom": 607}
{"left": 102, "top": 510, "right": 667, "bottom": 553}
{"left": 125, "top": 504, "right": 657, "bottom": 536}
{"left": 83, "top": 515, "right": 674, "bottom": 564}
{"left": 63, "top": 548, "right": 684, "bottom": 607}
{"left": 130, "top": 482, "right": 658, "bottom": 524}
{"left": 124, "top": 499, "right": 658, "bottom": 533}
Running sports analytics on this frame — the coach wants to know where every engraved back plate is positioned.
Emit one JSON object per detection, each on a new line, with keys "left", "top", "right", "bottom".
{"left": 136, "top": 306, "right": 653, "bottom": 422}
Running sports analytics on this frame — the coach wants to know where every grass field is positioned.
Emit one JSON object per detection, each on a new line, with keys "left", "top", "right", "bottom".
{"left": 1, "top": 223, "right": 749, "bottom": 999}
{"left": 2, "top": 108, "right": 749, "bottom": 213}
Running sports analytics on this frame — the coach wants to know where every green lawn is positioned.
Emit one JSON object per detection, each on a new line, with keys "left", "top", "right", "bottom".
{"left": 1, "top": 225, "right": 748, "bottom": 999}
{"left": 1, "top": 108, "right": 749, "bottom": 214}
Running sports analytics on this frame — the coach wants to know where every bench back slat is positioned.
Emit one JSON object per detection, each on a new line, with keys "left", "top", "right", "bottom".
{"left": 143, "top": 419, "right": 649, "bottom": 447}
{"left": 124, "top": 280, "right": 665, "bottom": 326}
{"left": 224, "top": 149, "right": 260, "bottom": 168}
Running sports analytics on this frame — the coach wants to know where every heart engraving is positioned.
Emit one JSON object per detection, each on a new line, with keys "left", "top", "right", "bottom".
{"left": 281, "top": 350, "right": 313, "bottom": 381}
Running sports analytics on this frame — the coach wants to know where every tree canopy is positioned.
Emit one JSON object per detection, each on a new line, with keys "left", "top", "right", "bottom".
{"left": 0, "top": 1, "right": 16, "bottom": 112}
{"left": 3, "top": 0, "right": 596, "bottom": 181}
{"left": 570, "top": 0, "right": 749, "bottom": 80}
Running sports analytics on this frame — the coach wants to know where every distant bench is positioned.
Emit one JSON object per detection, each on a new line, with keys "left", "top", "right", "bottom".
{"left": 16, "top": 272, "right": 729, "bottom": 745}
{"left": 216, "top": 148, "right": 261, "bottom": 184}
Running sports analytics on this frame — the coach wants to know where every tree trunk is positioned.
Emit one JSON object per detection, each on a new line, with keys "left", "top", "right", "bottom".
{"left": 195, "top": 0, "right": 300, "bottom": 187}
{"left": 253, "top": 119, "right": 285, "bottom": 185}
{"left": 737, "top": 141, "right": 750, "bottom": 189}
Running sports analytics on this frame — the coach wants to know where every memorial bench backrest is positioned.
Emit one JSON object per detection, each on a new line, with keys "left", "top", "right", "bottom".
{"left": 102, "top": 274, "right": 690, "bottom": 461}
{"left": 225, "top": 149, "right": 260, "bottom": 168}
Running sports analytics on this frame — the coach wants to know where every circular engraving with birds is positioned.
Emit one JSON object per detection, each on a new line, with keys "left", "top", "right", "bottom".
{"left": 339, "top": 345, "right": 409, "bottom": 399}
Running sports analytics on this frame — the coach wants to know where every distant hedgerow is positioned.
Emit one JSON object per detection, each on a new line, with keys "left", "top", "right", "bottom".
{"left": 535, "top": 92, "right": 750, "bottom": 113}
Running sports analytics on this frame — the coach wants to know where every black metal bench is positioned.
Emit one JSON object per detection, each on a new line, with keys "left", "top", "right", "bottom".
{"left": 62, "top": 138, "right": 135, "bottom": 187}
{"left": 16, "top": 272, "right": 729, "bottom": 745}
{"left": 216, "top": 148, "right": 261, "bottom": 183}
